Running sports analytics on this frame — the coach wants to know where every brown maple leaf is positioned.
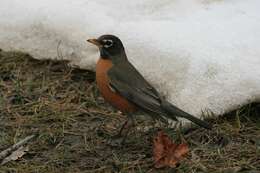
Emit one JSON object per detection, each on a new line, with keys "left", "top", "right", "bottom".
{"left": 153, "top": 130, "right": 189, "bottom": 168}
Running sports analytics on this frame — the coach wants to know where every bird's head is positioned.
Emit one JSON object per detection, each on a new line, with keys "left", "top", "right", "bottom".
{"left": 87, "top": 35, "right": 127, "bottom": 63}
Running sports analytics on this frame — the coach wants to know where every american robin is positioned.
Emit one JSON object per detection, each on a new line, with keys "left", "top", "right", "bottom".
{"left": 87, "top": 35, "right": 212, "bottom": 131}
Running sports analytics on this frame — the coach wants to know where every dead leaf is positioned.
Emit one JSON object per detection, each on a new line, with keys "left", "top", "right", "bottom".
{"left": 153, "top": 130, "right": 189, "bottom": 168}
{"left": 1, "top": 146, "right": 29, "bottom": 165}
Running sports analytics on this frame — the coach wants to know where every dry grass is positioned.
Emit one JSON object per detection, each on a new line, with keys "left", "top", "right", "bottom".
{"left": 0, "top": 50, "right": 259, "bottom": 173}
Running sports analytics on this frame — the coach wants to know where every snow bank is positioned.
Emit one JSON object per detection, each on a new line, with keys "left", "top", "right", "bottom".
{"left": 0, "top": 0, "right": 260, "bottom": 118}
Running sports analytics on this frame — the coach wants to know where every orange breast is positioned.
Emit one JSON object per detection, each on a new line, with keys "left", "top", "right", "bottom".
{"left": 96, "top": 58, "right": 136, "bottom": 113}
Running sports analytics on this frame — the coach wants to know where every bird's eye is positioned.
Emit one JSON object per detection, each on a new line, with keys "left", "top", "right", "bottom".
{"left": 103, "top": 39, "right": 113, "bottom": 48}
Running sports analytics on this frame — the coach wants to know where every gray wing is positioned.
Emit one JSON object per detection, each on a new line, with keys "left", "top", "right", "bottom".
{"left": 107, "top": 61, "right": 177, "bottom": 121}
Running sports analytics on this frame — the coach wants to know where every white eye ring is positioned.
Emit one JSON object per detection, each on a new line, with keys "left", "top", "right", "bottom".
{"left": 103, "top": 39, "right": 113, "bottom": 48}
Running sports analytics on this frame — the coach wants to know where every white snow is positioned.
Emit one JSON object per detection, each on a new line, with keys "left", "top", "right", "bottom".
{"left": 0, "top": 0, "right": 260, "bottom": 118}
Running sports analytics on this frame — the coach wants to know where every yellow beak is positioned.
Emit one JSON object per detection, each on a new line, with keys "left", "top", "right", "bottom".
{"left": 87, "top": 39, "right": 102, "bottom": 47}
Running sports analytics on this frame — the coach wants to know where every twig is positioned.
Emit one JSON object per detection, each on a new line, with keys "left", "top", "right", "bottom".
{"left": 0, "top": 134, "right": 35, "bottom": 160}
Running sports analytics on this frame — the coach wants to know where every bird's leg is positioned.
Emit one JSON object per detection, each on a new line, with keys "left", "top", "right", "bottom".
{"left": 110, "top": 114, "right": 135, "bottom": 146}
{"left": 116, "top": 118, "right": 130, "bottom": 137}
{"left": 116, "top": 114, "right": 135, "bottom": 137}
{"left": 120, "top": 114, "right": 135, "bottom": 144}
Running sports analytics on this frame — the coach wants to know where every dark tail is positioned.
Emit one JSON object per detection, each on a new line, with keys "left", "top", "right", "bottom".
{"left": 161, "top": 101, "right": 212, "bottom": 130}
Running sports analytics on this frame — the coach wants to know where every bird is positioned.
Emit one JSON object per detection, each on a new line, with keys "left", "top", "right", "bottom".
{"left": 87, "top": 35, "right": 212, "bottom": 133}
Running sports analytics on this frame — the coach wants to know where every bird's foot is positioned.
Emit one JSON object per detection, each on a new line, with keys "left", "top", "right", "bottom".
{"left": 107, "top": 134, "right": 127, "bottom": 147}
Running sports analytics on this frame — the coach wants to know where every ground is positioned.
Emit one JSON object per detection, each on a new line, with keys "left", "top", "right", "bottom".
{"left": 0, "top": 50, "right": 259, "bottom": 173}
